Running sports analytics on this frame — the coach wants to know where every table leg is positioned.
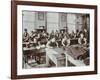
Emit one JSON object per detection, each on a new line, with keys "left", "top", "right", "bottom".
{"left": 66, "top": 55, "right": 68, "bottom": 67}
{"left": 46, "top": 55, "right": 49, "bottom": 66}
{"left": 55, "top": 59, "right": 59, "bottom": 67}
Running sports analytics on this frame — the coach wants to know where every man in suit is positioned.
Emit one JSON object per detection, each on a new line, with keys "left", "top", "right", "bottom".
{"left": 23, "top": 28, "right": 30, "bottom": 42}
{"left": 78, "top": 33, "right": 87, "bottom": 45}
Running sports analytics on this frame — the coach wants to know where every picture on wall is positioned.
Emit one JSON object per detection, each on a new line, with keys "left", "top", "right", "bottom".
{"left": 38, "top": 12, "right": 45, "bottom": 20}
{"left": 22, "top": 11, "right": 90, "bottom": 69}
{"left": 11, "top": 1, "right": 97, "bottom": 79}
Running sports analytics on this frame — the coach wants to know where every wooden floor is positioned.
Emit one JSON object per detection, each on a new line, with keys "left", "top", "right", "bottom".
{"left": 23, "top": 58, "right": 81, "bottom": 69}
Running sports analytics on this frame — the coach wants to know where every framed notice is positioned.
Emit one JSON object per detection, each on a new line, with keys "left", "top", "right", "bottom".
{"left": 11, "top": 1, "right": 97, "bottom": 79}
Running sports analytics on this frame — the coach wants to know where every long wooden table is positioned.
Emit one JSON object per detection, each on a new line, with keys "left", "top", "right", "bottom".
{"left": 46, "top": 45, "right": 87, "bottom": 67}
{"left": 23, "top": 46, "right": 46, "bottom": 64}
{"left": 46, "top": 48, "right": 66, "bottom": 67}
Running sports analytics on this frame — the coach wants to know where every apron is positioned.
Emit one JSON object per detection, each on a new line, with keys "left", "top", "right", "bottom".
{"left": 63, "top": 40, "right": 68, "bottom": 46}
{"left": 81, "top": 38, "right": 85, "bottom": 44}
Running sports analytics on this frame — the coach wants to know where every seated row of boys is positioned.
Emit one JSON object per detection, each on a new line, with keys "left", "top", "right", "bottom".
{"left": 23, "top": 28, "right": 88, "bottom": 48}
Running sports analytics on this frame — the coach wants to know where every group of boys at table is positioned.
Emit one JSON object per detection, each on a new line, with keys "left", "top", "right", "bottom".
{"left": 23, "top": 28, "right": 89, "bottom": 67}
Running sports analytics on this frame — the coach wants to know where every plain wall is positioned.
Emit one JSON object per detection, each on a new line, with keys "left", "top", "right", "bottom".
{"left": 23, "top": 11, "right": 36, "bottom": 34}
{"left": 23, "top": 11, "right": 84, "bottom": 34}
